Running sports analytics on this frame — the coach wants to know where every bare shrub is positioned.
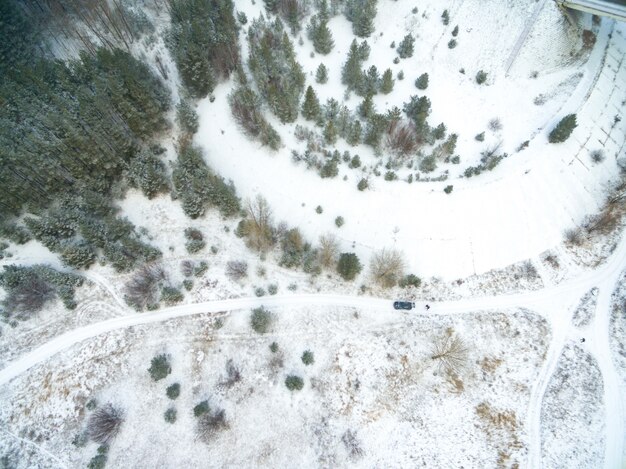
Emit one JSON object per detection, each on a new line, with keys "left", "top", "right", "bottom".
{"left": 488, "top": 118, "right": 502, "bottom": 132}
{"left": 197, "top": 408, "right": 228, "bottom": 443}
{"left": 589, "top": 149, "right": 604, "bottom": 163}
{"left": 87, "top": 405, "right": 124, "bottom": 444}
{"left": 226, "top": 260, "right": 248, "bottom": 280}
{"left": 318, "top": 234, "right": 339, "bottom": 269}
{"left": 369, "top": 248, "right": 405, "bottom": 288}
{"left": 123, "top": 263, "right": 165, "bottom": 311}
{"left": 341, "top": 430, "right": 364, "bottom": 459}
{"left": 564, "top": 227, "right": 584, "bottom": 246}
{"left": 385, "top": 120, "right": 419, "bottom": 156}
{"left": 430, "top": 331, "right": 468, "bottom": 375}
{"left": 239, "top": 195, "right": 275, "bottom": 252}
{"left": 219, "top": 359, "right": 241, "bottom": 388}
{"left": 180, "top": 260, "right": 194, "bottom": 277}
{"left": 520, "top": 260, "right": 538, "bottom": 279}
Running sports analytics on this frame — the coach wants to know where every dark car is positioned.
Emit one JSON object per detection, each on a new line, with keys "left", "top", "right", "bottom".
{"left": 393, "top": 301, "right": 415, "bottom": 310}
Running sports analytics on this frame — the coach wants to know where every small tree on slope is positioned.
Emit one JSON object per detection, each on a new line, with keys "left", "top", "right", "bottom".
{"left": 548, "top": 114, "right": 577, "bottom": 143}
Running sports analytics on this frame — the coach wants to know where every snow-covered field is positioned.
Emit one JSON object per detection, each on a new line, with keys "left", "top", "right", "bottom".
{"left": 1, "top": 0, "right": 626, "bottom": 467}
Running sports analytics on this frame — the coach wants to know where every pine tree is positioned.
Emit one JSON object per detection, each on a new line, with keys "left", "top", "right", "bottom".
{"left": 341, "top": 40, "right": 365, "bottom": 92}
{"left": 324, "top": 121, "right": 338, "bottom": 144}
{"left": 397, "top": 34, "right": 414, "bottom": 58}
{"left": 318, "top": 0, "right": 331, "bottom": 21}
{"left": 359, "top": 65, "right": 380, "bottom": 96}
{"left": 349, "top": 0, "right": 377, "bottom": 37}
{"left": 358, "top": 94, "right": 375, "bottom": 119}
{"left": 307, "top": 15, "right": 334, "bottom": 55}
{"left": 347, "top": 120, "right": 362, "bottom": 146}
{"left": 301, "top": 86, "right": 322, "bottom": 121}
{"left": 415, "top": 73, "right": 429, "bottom": 90}
{"left": 380, "top": 69, "right": 394, "bottom": 94}
{"left": 403, "top": 95, "right": 431, "bottom": 127}
{"left": 548, "top": 114, "right": 577, "bottom": 143}
{"left": 316, "top": 63, "right": 329, "bottom": 84}
{"left": 432, "top": 123, "right": 447, "bottom": 140}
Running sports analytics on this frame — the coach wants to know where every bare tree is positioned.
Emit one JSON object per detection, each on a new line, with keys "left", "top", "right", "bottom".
{"left": 218, "top": 359, "right": 241, "bottom": 388}
{"left": 87, "top": 404, "right": 124, "bottom": 444}
{"left": 241, "top": 195, "right": 275, "bottom": 252}
{"left": 385, "top": 120, "right": 419, "bottom": 156}
{"left": 123, "top": 263, "right": 165, "bottom": 310}
{"left": 318, "top": 234, "right": 339, "bottom": 269}
{"left": 3, "top": 275, "right": 54, "bottom": 315}
{"left": 430, "top": 332, "right": 468, "bottom": 375}
{"left": 369, "top": 249, "right": 405, "bottom": 288}
{"left": 564, "top": 227, "right": 584, "bottom": 246}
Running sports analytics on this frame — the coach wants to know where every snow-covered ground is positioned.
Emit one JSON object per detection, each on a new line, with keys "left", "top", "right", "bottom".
{"left": 1, "top": 0, "right": 626, "bottom": 468}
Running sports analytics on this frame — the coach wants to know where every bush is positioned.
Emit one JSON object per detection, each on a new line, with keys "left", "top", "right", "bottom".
{"left": 447, "top": 39, "right": 457, "bottom": 49}
{"left": 194, "top": 261, "right": 208, "bottom": 277}
{"left": 161, "top": 286, "right": 183, "bottom": 305}
{"left": 87, "top": 405, "right": 124, "bottom": 444}
{"left": 590, "top": 149, "right": 605, "bottom": 163}
{"left": 220, "top": 359, "right": 241, "bottom": 387}
{"left": 148, "top": 354, "right": 172, "bottom": 381}
{"left": 452, "top": 25, "right": 459, "bottom": 36}
{"left": 183, "top": 279, "right": 193, "bottom": 291}
{"left": 124, "top": 264, "right": 164, "bottom": 310}
{"left": 444, "top": 185, "right": 453, "bottom": 194}
{"left": 270, "top": 342, "right": 279, "bottom": 353}
{"left": 255, "top": 286, "right": 266, "bottom": 297}
{"left": 166, "top": 383, "right": 181, "bottom": 400}
{"left": 475, "top": 132, "right": 485, "bottom": 142}
{"left": 548, "top": 114, "right": 577, "bottom": 143}
{"left": 184, "top": 228, "right": 205, "bottom": 254}
{"left": 357, "top": 178, "right": 369, "bottom": 191}
{"left": 335, "top": 216, "right": 345, "bottom": 228}
{"left": 301, "top": 350, "right": 315, "bottom": 365}
{"left": 229, "top": 86, "right": 281, "bottom": 150}
{"left": 250, "top": 306, "right": 272, "bottom": 333}
{"left": 475, "top": 70, "right": 487, "bottom": 84}
{"left": 164, "top": 408, "right": 177, "bottom": 423}
{"left": 316, "top": 205, "right": 323, "bottom": 214}
{"left": 268, "top": 283, "right": 278, "bottom": 295}
{"left": 285, "top": 375, "right": 304, "bottom": 391}
{"left": 226, "top": 260, "right": 248, "bottom": 280}
{"left": 337, "top": 253, "right": 362, "bottom": 280}
{"left": 194, "top": 400, "right": 210, "bottom": 417}
{"left": 88, "top": 454, "right": 107, "bottom": 469}
{"left": 399, "top": 274, "right": 421, "bottom": 288}
{"left": 419, "top": 156, "right": 437, "bottom": 173}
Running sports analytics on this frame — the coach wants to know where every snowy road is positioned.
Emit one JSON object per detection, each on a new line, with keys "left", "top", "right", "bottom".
{"left": 1, "top": 233, "right": 624, "bottom": 467}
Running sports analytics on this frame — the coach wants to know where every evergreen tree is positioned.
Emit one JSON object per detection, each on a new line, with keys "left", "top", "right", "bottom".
{"left": 324, "top": 121, "right": 338, "bottom": 144}
{"left": 364, "top": 113, "right": 388, "bottom": 149}
{"left": 415, "top": 73, "right": 429, "bottom": 90}
{"left": 360, "top": 65, "right": 380, "bottom": 96}
{"left": 337, "top": 253, "right": 362, "bottom": 280}
{"left": 380, "top": 69, "right": 394, "bottom": 94}
{"left": 347, "top": 120, "right": 362, "bottom": 146}
{"left": 307, "top": 15, "right": 334, "bottom": 55}
{"left": 176, "top": 99, "right": 199, "bottom": 135}
{"left": 403, "top": 95, "right": 431, "bottom": 127}
{"left": 548, "top": 114, "right": 577, "bottom": 143}
{"left": 318, "top": 0, "right": 331, "bottom": 21}
{"left": 341, "top": 40, "right": 365, "bottom": 92}
{"left": 168, "top": 0, "right": 240, "bottom": 98}
{"left": 358, "top": 94, "right": 375, "bottom": 119}
{"left": 346, "top": 0, "right": 377, "bottom": 37}
{"left": 316, "top": 63, "right": 329, "bottom": 84}
{"left": 432, "top": 123, "right": 447, "bottom": 140}
{"left": 397, "top": 34, "right": 414, "bottom": 58}
{"left": 248, "top": 17, "right": 305, "bottom": 123}
{"left": 127, "top": 150, "right": 170, "bottom": 199}
{"left": 301, "top": 86, "right": 322, "bottom": 121}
